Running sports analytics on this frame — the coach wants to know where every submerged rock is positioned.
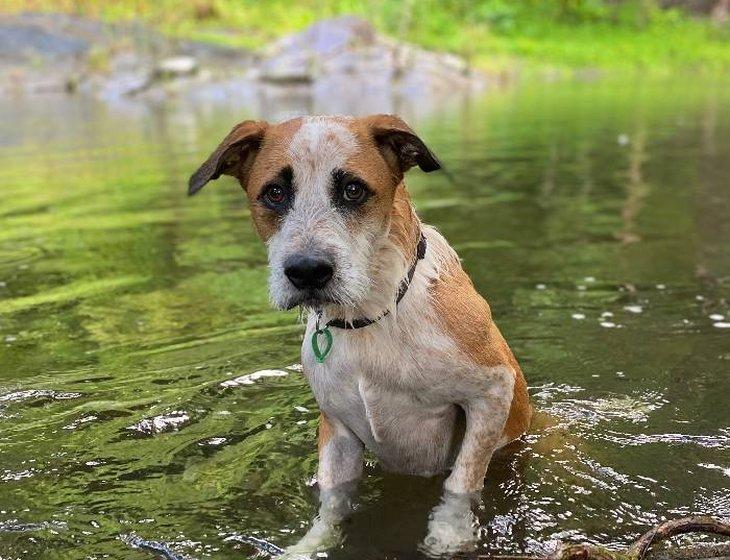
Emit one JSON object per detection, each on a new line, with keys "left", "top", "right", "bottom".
{"left": 155, "top": 55, "right": 198, "bottom": 78}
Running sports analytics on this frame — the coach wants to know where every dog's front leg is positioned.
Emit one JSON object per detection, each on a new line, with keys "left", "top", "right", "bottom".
{"left": 282, "top": 412, "right": 363, "bottom": 559}
{"left": 423, "top": 393, "right": 511, "bottom": 557}
{"left": 445, "top": 396, "right": 508, "bottom": 494}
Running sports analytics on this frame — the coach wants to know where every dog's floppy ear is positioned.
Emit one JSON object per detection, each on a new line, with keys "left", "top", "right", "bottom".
{"left": 365, "top": 114, "right": 441, "bottom": 175}
{"left": 188, "top": 120, "right": 268, "bottom": 196}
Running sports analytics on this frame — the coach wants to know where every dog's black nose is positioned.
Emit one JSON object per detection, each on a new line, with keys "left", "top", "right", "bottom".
{"left": 284, "top": 255, "right": 334, "bottom": 290}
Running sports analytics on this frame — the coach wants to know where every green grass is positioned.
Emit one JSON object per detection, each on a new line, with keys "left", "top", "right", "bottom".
{"left": 6, "top": 0, "right": 730, "bottom": 73}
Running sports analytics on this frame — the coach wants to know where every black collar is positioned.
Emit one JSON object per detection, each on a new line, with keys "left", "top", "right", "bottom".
{"left": 324, "top": 233, "right": 427, "bottom": 330}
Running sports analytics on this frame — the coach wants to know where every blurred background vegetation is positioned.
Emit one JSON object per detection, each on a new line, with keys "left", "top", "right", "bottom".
{"left": 4, "top": 0, "right": 730, "bottom": 73}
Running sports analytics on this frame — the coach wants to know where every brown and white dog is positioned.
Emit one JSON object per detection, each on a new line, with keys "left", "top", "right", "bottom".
{"left": 189, "top": 115, "right": 531, "bottom": 557}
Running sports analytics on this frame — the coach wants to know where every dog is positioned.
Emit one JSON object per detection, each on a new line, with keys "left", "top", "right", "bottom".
{"left": 189, "top": 114, "right": 531, "bottom": 557}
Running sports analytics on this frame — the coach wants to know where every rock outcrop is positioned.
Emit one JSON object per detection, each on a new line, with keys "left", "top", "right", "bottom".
{"left": 253, "top": 16, "right": 484, "bottom": 95}
{"left": 0, "top": 13, "right": 486, "bottom": 110}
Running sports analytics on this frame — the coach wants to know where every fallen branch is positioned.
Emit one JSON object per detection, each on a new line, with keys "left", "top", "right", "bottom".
{"left": 628, "top": 516, "right": 730, "bottom": 559}
{"left": 478, "top": 516, "right": 730, "bottom": 560}
{"left": 650, "top": 542, "right": 730, "bottom": 560}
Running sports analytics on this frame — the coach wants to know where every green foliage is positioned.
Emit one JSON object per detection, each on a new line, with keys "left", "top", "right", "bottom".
{"left": 3, "top": 0, "right": 730, "bottom": 71}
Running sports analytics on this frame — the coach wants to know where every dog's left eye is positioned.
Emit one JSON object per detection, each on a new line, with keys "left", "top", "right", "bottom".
{"left": 342, "top": 182, "right": 367, "bottom": 204}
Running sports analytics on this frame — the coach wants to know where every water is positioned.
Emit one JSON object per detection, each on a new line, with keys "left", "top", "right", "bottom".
{"left": 0, "top": 79, "right": 728, "bottom": 560}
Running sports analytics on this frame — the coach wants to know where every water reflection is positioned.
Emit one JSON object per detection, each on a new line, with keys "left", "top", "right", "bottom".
{"left": 0, "top": 78, "right": 729, "bottom": 558}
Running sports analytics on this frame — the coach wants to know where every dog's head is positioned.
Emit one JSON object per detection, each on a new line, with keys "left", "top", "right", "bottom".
{"left": 189, "top": 115, "right": 440, "bottom": 311}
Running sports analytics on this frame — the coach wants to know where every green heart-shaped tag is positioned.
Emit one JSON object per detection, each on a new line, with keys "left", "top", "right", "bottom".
{"left": 312, "top": 326, "right": 333, "bottom": 363}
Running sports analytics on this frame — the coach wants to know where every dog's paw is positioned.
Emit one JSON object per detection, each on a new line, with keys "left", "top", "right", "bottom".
{"left": 280, "top": 516, "right": 341, "bottom": 559}
{"left": 420, "top": 494, "right": 479, "bottom": 558}
{"left": 279, "top": 550, "right": 322, "bottom": 560}
{"left": 279, "top": 540, "right": 321, "bottom": 560}
{"left": 278, "top": 551, "right": 313, "bottom": 560}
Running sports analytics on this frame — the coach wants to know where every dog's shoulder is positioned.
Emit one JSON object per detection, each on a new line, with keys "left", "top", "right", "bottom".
{"left": 425, "top": 232, "right": 508, "bottom": 369}
{"left": 425, "top": 239, "right": 531, "bottom": 439}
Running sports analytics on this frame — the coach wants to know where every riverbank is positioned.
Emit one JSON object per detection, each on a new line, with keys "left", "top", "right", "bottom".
{"left": 0, "top": 12, "right": 486, "bottom": 113}
{"left": 4, "top": 0, "right": 730, "bottom": 75}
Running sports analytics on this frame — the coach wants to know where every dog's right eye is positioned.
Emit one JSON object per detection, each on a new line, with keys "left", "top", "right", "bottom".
{"left": 261, "top": 184, "right": 289, "bottom": 209}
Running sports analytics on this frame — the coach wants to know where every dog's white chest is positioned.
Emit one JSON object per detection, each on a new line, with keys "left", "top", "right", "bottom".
{"left": 301, "top": 321, "right": 469, "bottom": 476}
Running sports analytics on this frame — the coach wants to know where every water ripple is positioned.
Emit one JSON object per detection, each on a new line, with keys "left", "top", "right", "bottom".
{"left": 126, "top": 411, "right": 191, "bottom": 435}
{"left": 599, "top": 428, "right": 730, "bottom": 449}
